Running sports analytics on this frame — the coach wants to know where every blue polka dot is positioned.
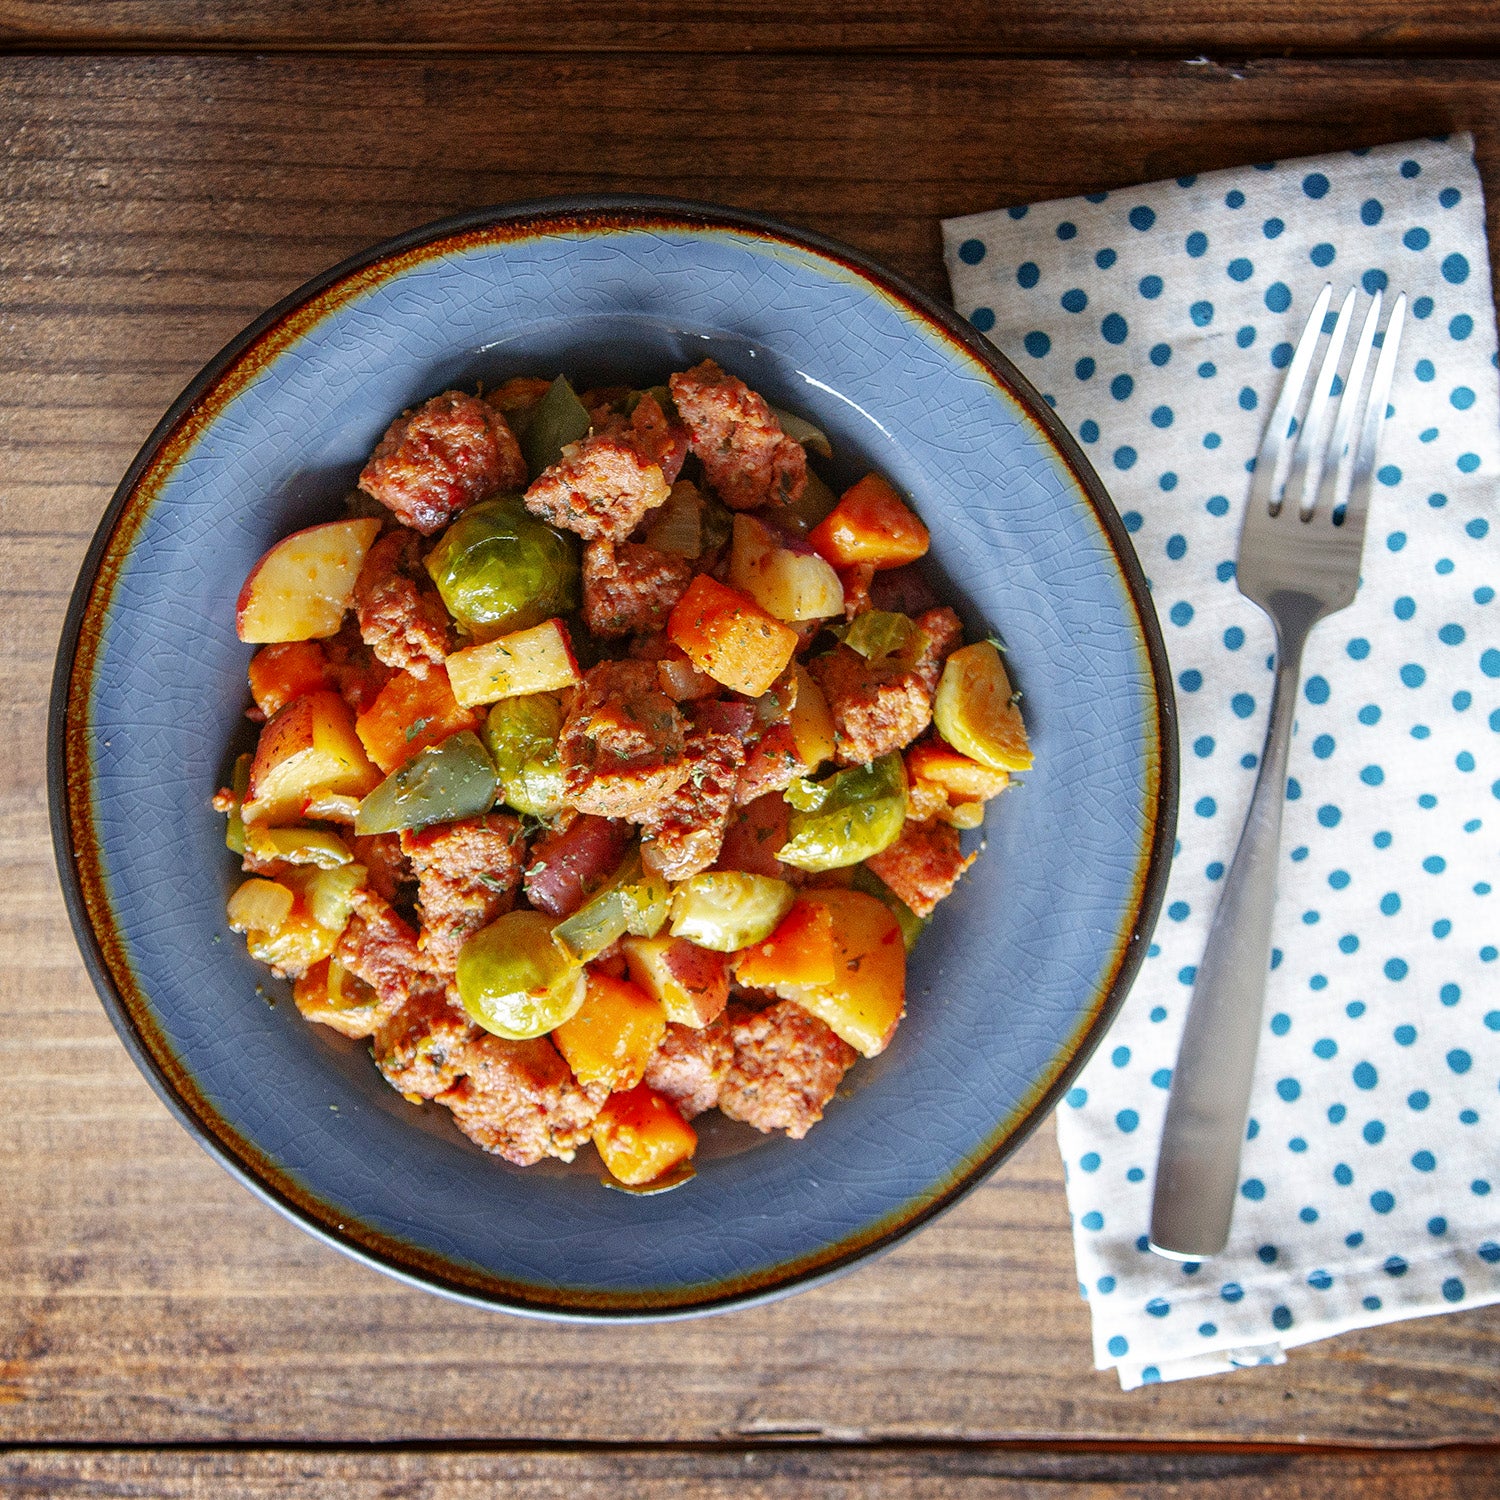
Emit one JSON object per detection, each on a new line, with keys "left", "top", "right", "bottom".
{"left": 1152, "top": 405, "right": 1175, "bottom": 429}
{"left": 1307, "top": 1269, "right": 1333, "bottom": 1291}
{"left": 1451, "top": 385, "right": 1476, "bottom": 410}
{"left": 1481, "top": 648, "right": 1500, "bottom": 677}
{"left": 1303, "top": 173, "right": 1330, "bottom": 199}
{"left": 1061, "top": 287, "right": 1088, "bottom": 313}
{"left": 1440, "top": 186, "right": 1462, "bottom": 208}
{"left": 1206, "top": 495, "right": 1229, "bottom": 518}
{"left": 1146, "top": 1297, "right": 1170, "bottom": 1317}
{"left": 958, "top": 238, "right": 986, "bottom": 265}
{"left": 1414, "top": 296, "right": 1434, "bottom": 319}
{"left": 1024, "top": 330, "right": 1051, "bottom": 358}
{"left": 1179, "top": 668, "right": 1202, "bottom": 692}
{"left": 1241, "top": 1178, "right": 1266, "bottom": 1201}
{"left": 1394, "top": 595, "right": 1417, "bottom": 620}
{"left": 1318, "top": 804, "right": 1341, "bottom": 828}
{"left": 1216, "top": 560, "right": 1235, "bottom": 583}
{"left": 1150, "top": 342, "right": 1172, "bottom": 367}
{"left": 1409, "top": 1090, "right": 1429, "bottom": 1110}
{"left": 1334, "top": 1163, "right": 1354, "bottom": 1185}
{"left": 1413, "top": 1150, "right": 1437, "bottom": 1172}
{"left": 1429, "top": 1216, "right": 1447, "bottom": 1236}
{"left": 1440, "top": 623, "right": 1467, "bottom": 646}
{"left": 1401, "top": 663, "right": 1427, "bottom": 688}
{"left": 1081, "top": 1210, "right": 1104, "bottom": 1230}
{"left": 1080, "top": 1152, "right": 1101, "bottom": 1172}
{"left": 1074, "top": 357, "right": 1096, "bottom": 382}
{"left": 1363, "top": 269, "right": 1389, "bottom": 295}
{"left": 1114, "top": 446, "right": 1137, "bottom": 471}
{"left": 1066, "top": 1087, "right": 1087, "bottom": 1107}
{"left": 1056, "top": 221, "right": 1077, "bottom": 241}
{"left": 1360, "top": 198, "right": 1384, "bottom": 226}
{"left": 1480, "top": 1243, "right": 1500, "bottom": 1264}
{"left": 1102, "top": 312, "right": 1128, "bottom": 344}
{"left": 1227, "top": 256, "right": 1254, "bottom": 282}
{"left": 1185, "top": 231, "right": 1208, "bottom": 258}
{"left": 1129, "top": 206, "right": 1156, "bottom": 231}
{"left": 1381, "top": 891, "right": 1401, "bottom": 915}
{"left": 1403, "top": 227, "right": 1431, "bottom": 251}
{"left": 1384, "top": 1255, "right": 1408, "bottom": 1276}
{"left": 1353, "top": 1061, "right": 1378, "bottom": 1090}
{"left": 1313, "top": 1038, "right": 1338, "bottom": 1059}
{"left": 1442, "top": 1277, "right": 1466, "bottom": 1303}
{"left": 1377, "top": 463, "right": 1402, "bottom": 486}
{"left": 1361, "top": 765, "right": 1385, "bottom": 786}
{"left": 1447, "top": 1048, "right": 1472, "bottom": 1074}
{"left": 1371, "top": 1190, "right": 1396, "bottom": 1214}
{"left": 1339, "top": 934, "right": 1359, "bottom": 953}
{"left": 1265, "top": 281, "right": 1292, "bottom": 313}
{"left": 1313, "top": 734, "right": 1336, "bottom": 759}
{"left": 1110, "top": 373, "right": 1134, "bottom": 401}
{"left": 1394, "top": 1025, "right": 1417, "bottom": 1046}
{"left": 1095, "top": 247, "right": 1117, "bottom": 270}
{"left": 1116, "top": 1108, "right": 1139, "bottom": 1132}
{"left": 1205, "top": 863, "right": 1223, "bottom": 881}
{"left": 1239, "top": 386, "right": 1259, "bottom": 411}
{"left": 970, "top": 308, "right": 996, "bottom": 333}
{"left": 1441, "top": 252, "right": 1470, "bottom": 284}
{"left": 1306, "top": 675, "right": 1330, "bottom": 704}
{"left": 1079, "top": 420, "right": 1100, "bottom": 444}
{"left": 1108, "top": 1335, "right": 1128, "bottom": 1357}
{"left": 1232, "top": 693, "right": 1256, "bottom": 719}
{"left": 1276, "top": 1078, "right": 1301, "bottom": 1102}
{"left": 1424, "top": 854, "right": 1447, "bottom": 874}
{"left": 1017, "top": 261, "right": 1040, "bottom": 289}
{"left": 1223, "top": 626, "right": 1244, "bottom": 650}
{"left": 1474, "top": 1180, "right": 1492, "bottom": 1196}
{"left": 1385, "top": 958, "right": 1409, "bottom": 981}
{"left": 1451, "top": 313, "right": 1474, "bottom": 340}
{"left": 1139, "top": 274, "right": 1164, "bottom": 299}
{"left": 1373, "top": 830, "right": 1392, "bottom": 848}
{"left": 1271, "top": 1306, "right": 1293, "bottom": 1331}
{"left": 1364, "top": 1120, "right": 1386, "bottom": 1144}
{"left": 1203, "top": 432, "right": 1221, "bottom": 450}
{"left": 1197, "top": 360, "right": 1217, "bottom": 379}
{"left": 1469, "top": 517, "right": 1490, "bottom": 539}
{"left": 1415, "top": 358, "right": 1435, "bottom": 382}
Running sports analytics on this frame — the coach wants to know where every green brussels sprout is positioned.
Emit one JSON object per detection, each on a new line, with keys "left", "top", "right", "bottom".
{"left": 426, "top": 497, "right": 579, "bottom": 641}
{"left": 354, "top": 731, "right": 497, "bottom": 836}
{"left": 484, "top": 693, "right": 567, "bottom": 819}
{"left": 456, "top": 910, "right": 586, "bottom": 1039}
{"left": 667, "top": 872, "right": 795, "bottom": 952}
{"left": 519, "top": 375, "right": 592, "bottom": 480}
{"left": 777, "top": 752, "right": 907, "bottom": 873}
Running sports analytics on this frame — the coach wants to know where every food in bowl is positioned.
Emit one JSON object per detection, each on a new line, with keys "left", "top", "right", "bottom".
{"left": 217, "top": 358, "right": 1032, "bottom": 1190}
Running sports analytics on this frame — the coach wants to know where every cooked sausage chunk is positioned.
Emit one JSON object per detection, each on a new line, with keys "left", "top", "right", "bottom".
{"left": 640, "top": 728, "right": 745, "bottom": 881}
{"left": 559, "top": 660, "right": 691, "bottom": 821}
{"left": 581, "top": 539, "right": 694, "bottom": 639}
{"left": 437, "top": 1034, "right": 604, "bottom": 1165}
{"left": 350, "top": 832, "right": 411, "bottom": 905}
{"left": 524, "top": 814, "right": 632, "bottom": 918}
{"left": 912, "top": 606, "right": 964, "bottom": 691}
{"left": 324, "top": 619, "right": 394, "bottom": 714}
{"left": 352, "top": 528, "right": 452, "bottom": 679}
{"left": 334, "top": 889, "right": 430, "bottom": 1011}
{"left": 524, "top": 433, "right": 670, "bottom": 543}
{"left": 623, "top": 390, "right": 690, "bottom": 485}
{"left": 400, "top": 814, "right": 526, "bottom": 975}
{"left": 865, "top": 818, "right": 977, "bottom": 919}
{"left": 644, "top": 1017, "right": 732, "bottom": 1119}
{"left": 719, "top": 1001, "right": 856, "bottom": 1139}
{"left": 373, "top": 985, "right": 477, "bottom": 1099}
{"left": 359, "top": 390, "right": 525, "bottom": 535}
{"left": 807, "top": 645, "right": 933, "bottom": 766}
{"left": 734, "top": 719, "right": 802, "bottom": 805}
{"left": 668, "top": 359, "right": 807, "bottom": 511}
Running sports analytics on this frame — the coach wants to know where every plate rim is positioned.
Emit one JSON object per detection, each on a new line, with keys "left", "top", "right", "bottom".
{"left": 48, "top": 193, "right": 1179, "bottom": 1321}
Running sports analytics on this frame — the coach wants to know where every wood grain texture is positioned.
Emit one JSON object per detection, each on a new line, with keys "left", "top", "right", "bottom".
{"left": 2, "top": 0, "right": 1500, "bottom": 56}
{"left": 3, "top": 1446, "right": 1499, "bottom": 1498}
{"left": 3, "top": 53, "right": 1500, "bottom": 1448}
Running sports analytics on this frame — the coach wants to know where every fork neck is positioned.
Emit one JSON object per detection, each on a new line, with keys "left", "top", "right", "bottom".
{"left": 1260, "top": 594, "right": 1320, "bottom": 788}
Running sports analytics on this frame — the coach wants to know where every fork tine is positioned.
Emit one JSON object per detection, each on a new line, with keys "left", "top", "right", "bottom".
{"left": 1315, "top": 291, "right": 1381, "bottom": 526}
{"left": 1286, "top": 288, "right": 1357, "bottom": 516}
{"left": 1341, "top": 293, "right": 1408, "bottom": 539}
{"left": 1251, "top": 282, "right": 1332, "bottom": 515}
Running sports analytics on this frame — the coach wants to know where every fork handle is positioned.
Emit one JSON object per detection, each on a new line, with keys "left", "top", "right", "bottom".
{"left": 1150, "top": 618, "right": 1310, "bottom": 1260}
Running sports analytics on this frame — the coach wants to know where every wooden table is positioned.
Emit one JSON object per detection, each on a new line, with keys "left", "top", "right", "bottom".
{"left": 4, "top": 5, "right": 1500, "bottom": 1494}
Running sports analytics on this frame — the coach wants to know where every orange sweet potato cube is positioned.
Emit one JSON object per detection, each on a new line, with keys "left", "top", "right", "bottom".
{"left": 552, "top": 971, "right": 667, "bottom": 1092}
{"left": 666, "top": 575, "right": 798, "bottom": 698}
{"left": 808, "top": 473, "right": 930, "bottom": 570}
{"left": 592, "top": 1084, "right": 697, "bottom": 1187}
{"left": 905, "top": 739, "right": 1012, "bottom": 802}
{"left": 354, "top": 664, "right": 478, "bottom": 774}
{"left": 248, "top": 641, "right": 333, "bottom": 719}
{"left": 733, "top": 897, "right": 836, "bottom": 990}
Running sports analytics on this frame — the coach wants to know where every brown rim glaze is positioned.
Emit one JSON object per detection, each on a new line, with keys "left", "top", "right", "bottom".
{"left": 49, "top": 196, "right": 1179, "bottom": 1320}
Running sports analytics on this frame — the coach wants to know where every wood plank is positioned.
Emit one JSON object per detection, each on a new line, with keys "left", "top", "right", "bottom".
{"left": 2, "top": 0, "right": 1500, "bottom": 57}
{"left": 3, "top": 54, "right": 1499, "bottom": 1447}
{"left": 2, "top": 1445, "right": 1499, "bottom": 1498}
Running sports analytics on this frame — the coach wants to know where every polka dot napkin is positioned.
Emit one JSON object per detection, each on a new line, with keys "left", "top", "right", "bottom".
{"left": 944, "top": 134, "right": 1499, "bottom": 1388}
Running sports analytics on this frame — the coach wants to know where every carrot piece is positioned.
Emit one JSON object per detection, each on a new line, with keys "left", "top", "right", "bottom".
{"left": 905, "top": 739, "right": 1012, "bottom": 802}
{"left": 666, "top": 574, "right": 798, "bottom": 698}
{"left": 553, "top": 971, "right": 667, "bottom": 1092}
{"left": 247, "top": 641, "right": 332, "bottom": 719}
{"left": 592, "top": 1085, "right": 697, "bottom": 1187}
{"left": 354, "top": 664, "right": 478, "bottom": 774}
{"left": 808, "top": 473, "right": 930, "bottom": 570}
{"left": 733, "top": 897, "right": 837, "bottom": 990}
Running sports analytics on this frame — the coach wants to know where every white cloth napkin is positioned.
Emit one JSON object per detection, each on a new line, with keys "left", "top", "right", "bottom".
{"left": 945, "top": 135, "right": 1499, "bottom": 1388}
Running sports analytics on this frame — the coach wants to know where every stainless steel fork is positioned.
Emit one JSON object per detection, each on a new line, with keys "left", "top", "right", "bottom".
{"left": 1149, "top": 282, "right": 1407, "bottom": 1261}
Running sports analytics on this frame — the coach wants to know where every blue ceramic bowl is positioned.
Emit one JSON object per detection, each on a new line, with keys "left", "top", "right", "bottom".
{"left": 51, "top": 198, "right": 1176, "bottom": 1318}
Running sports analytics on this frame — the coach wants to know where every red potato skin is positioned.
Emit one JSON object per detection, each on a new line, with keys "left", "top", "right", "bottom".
{"left": 523, "top": 815, "right": 632, "bottom": 919}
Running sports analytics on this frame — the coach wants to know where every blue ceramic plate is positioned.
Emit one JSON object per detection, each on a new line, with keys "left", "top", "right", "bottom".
{"left": 51, "top": 198, "right": 1176, "bottom": 1318}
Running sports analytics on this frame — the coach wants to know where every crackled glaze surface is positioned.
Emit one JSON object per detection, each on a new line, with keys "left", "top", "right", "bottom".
{"left": 53, "top": 201, "right": 1175, "bottom": 1317}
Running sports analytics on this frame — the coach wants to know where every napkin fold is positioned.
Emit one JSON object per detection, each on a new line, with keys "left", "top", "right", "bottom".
{"left": 945, "top": 135, "right": 1499, "bottom": 1388}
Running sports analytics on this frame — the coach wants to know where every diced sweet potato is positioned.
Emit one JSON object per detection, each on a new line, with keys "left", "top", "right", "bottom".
{"left": 905, "top": 738, "right": 1012, "bottom": 802}
{"left": 242, "top": 690, "right": 381, "bottom": 827}
{"left": 621, "top": 935, "right": 729, "bottom": 1028}
{"left": 355, "top": 664, "right": 479, "bottom": 774}
{"left": 733, "top": 897, "right": 836, "bottom": 990}
{"left": 247, "top": 641, "right": 333, "bottom": 719}
{"left": 591, "top": 1084, "right": 697, "bottom": 1187}
{"left": 552, "top": 970, "right": 667, "bottom": 1092}
{"left": 666, "top": 575, "right": 798, "bottom": 699}
{"left": 808, "top": 473, "right": 929, "bottom": 570}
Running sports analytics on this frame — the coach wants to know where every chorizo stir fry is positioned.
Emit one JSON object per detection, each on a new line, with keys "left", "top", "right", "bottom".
{"left": 218, "top": 361, "right": 1032, "bottom": 1189}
